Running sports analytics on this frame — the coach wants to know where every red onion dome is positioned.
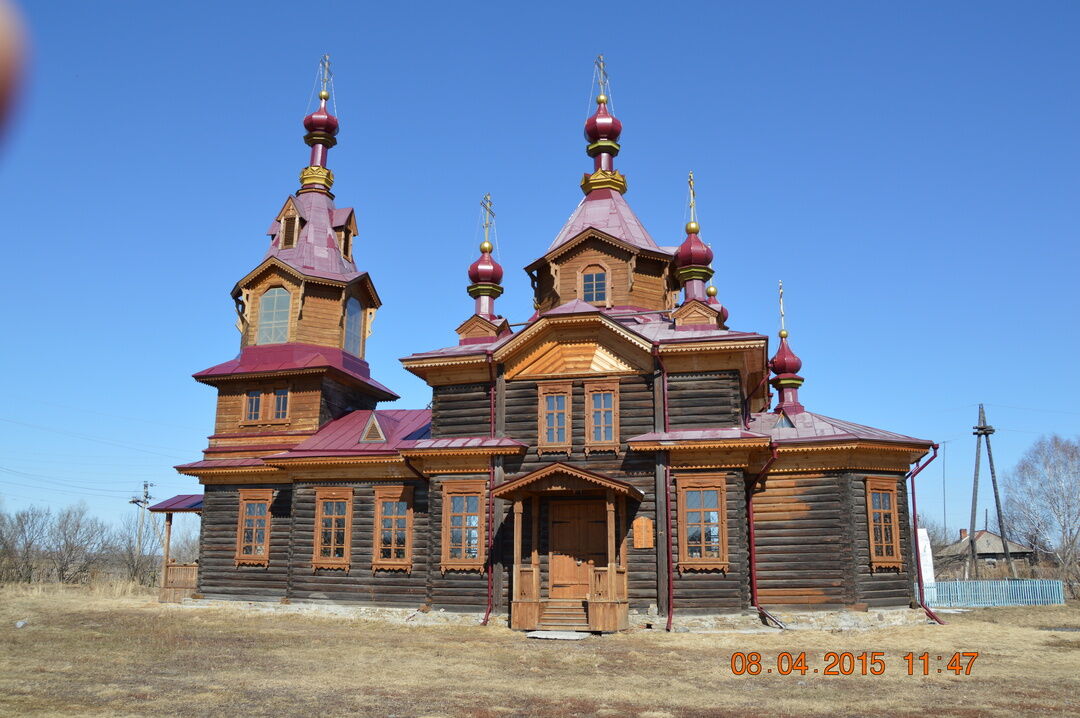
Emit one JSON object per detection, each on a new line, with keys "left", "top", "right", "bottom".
{"left": 584, "top": 96, "right": 622, "bottom": 143}
{"left": 769, "top": 331, "right": 803, "bottom": 375}
{"left": 304, "top": 99, "right": 339, "bottom": 136}
{"left": 674, "top": 223, "right": 713, "bottom": 268}
{"left": 468, "top": 240, "right": 503, "bottom": 284}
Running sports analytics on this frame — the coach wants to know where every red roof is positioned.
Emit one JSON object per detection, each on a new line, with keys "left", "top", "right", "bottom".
{"left": 194, "top": 343, "right": 399, "bottom": 400}
{"left": 271, "top": 409, "right": 431, "bottom": 458}
{"left": 264, "top": 192, "right": 360, "bottom": 283}
{"left": 175, "top": 458, "right": 267, "bottom": 471}
{"left": 548, "top": 188, "right": 660, "bottom": 253}
{"left": 148, "top": 494, "right": 203, "bottom": 512}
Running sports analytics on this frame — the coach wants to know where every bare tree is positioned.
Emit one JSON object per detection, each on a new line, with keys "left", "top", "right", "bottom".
{"left": 113, "top": 509, "right": 162, "bottom": 585}
{"left": 46, "top": 503, "right": 110, "bottom": 583}
{"left": 0, "top": 506, "right": 51, "bottom": 582}
{"left": 917, "top": 513, "right": 951, "bottom": 554}
{"left": 1004, "top": 435, "right": 1080, "bottom": 595}
{"left": 170, "top": 523, "right": 200, "bottom": 564}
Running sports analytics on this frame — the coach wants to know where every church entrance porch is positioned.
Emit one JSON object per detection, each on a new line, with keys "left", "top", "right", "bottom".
{"left": 492, "top": 463, "right": 640, "bottom": 632}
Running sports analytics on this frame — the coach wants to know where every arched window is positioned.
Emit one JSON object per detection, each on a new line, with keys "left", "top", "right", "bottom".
{"left": 344, "top": 297, "right": 363, "bottom": 356}
{"left": 582, "top": 265, "right": 607, "bottom": 303}
{"left": 257, "top": 287, "right": 290, "bottom": 344}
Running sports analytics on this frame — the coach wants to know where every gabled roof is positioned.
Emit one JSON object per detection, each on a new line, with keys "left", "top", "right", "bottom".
{"left": 548, "top": 188, "right": 659, "bottom": 253}
{"left": 194, "top": 343, "right": 399, "bottom": 401}
{"left": 492, "top": 462, "right": 645, "bottom": 500}
{"left": 148, "top": 494, "right": 204, "bottom": 513}
{"left": 270, "top": 409, "right": 431, "bottom": 458}
{"left": 938, "top": 530, "right": 1035, "bottom": 557}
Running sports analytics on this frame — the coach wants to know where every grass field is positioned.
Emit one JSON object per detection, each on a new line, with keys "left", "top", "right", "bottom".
{"left": 1, "top": 585, "right": 1077, "bottom": 717}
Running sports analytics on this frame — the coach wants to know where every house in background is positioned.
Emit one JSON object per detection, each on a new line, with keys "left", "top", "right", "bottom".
{"left": 157, "top": 62, "right": 936, "bottom": 631}
{"left": 938, "top": 529, "right": 1035, "bottom": 570}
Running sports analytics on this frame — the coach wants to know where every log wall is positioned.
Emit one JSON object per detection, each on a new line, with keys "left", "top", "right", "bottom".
{"left": 848, "top": 473, "right": 915, "bottom": 607}
{"left": 431, "top": 383, "right": 491, "bottom": 438}
{"left": 666, "top": 371, "right": 742, "bottom": 429}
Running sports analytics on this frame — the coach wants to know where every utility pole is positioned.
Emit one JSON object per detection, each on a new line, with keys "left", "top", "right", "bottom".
{"left": 966, "top": 405, "right": 1017, "bottom": 580}
{"left": 129, "top": 481, "right": 155, "bottom": 570}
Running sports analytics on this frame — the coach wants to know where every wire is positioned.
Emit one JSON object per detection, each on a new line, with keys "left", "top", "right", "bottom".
{"left": 0, "top": 417, "right": 189, "bottom": 458}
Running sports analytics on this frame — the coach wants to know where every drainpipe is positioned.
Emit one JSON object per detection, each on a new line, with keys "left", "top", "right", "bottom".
{"left": 908, "top": 444, "right": 943, "bottom": 625}
{"left": 741, "top": 374, "right": 769, "bottom": 429}
{"left": 481, "top": 353, "right": 497, "bottom": 626}
{"left": 653, "top": 347, "right": 677, "bottom": 632}
{"left": 747, "top": 444, "right": 785, "bottom": 629}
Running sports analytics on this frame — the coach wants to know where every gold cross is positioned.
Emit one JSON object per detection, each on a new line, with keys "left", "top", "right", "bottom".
{"left": 480, "top": 193, "right": 495, "bottom": 244}
{"left": 320, "top": 54, "right": 332, "bottom": 94}
{"left": 688, "top": 170, "right": 697, "bottom": 223}
{"left": 778, "top": 280, "right": 786, "bottom": 332}
{"left": 595, "top": 54, "right": 610, "bottom": 98}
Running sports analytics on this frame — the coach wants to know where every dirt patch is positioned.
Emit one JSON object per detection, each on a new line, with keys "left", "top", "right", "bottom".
{"left": 1, "top": 587, "right": 1077, "bottom": 717}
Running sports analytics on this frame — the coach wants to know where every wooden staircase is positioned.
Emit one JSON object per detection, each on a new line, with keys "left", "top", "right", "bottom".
{"left": 537, "top": 600, "right": 590, "bottom": 631}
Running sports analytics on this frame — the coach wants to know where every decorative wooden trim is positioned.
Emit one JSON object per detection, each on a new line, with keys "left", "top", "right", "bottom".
{"left": 440, "top": 479, "right": 486, "bottom": 572}
{"left": 632, "top": 516, "right": 654, "bottom": 549}
{"left": 675, "top": 474, "right": 730, "bottom": 573}
{"left": 537, "top": 381, "right": 572, "bottom": 455}
{"left": 578, "top": 260, "right": 612, "bottom": 308}
{"left": 239, "top": 386, "right": 291, "bottom": 427}
{"left": 583, "top": 379, "right": 620, "bottom": 455}
{"left": 312, "top": 487, "right": 352, "bottom": 571}
{"left": 372, "top": 485, "right": 413, "bottom": 573}
{"left": 235, "top": 489, "right": 273, "bottom": 566}
{"left": 865, "top": 477, "right": 903, "bottom": 571}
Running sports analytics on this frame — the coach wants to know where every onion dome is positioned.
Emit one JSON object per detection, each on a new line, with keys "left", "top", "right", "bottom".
{"left": 303, "top": 90, "right": 339, "bottom": 135}
{"left": 468, "top": 240, "right": 504, "bottom": 285}
{"left": 584, "top": 95, "right": 622, "bottom": 143}
{"left": 674, "top": 222, "right": 714, "bottom": 268}
{"left": 769, "top": 329, "right": 803, "bottom": 376}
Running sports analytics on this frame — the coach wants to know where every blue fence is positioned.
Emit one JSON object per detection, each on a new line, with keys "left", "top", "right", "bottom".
{"left": 922, "top": 579, "right": 1065, "bottom": 607}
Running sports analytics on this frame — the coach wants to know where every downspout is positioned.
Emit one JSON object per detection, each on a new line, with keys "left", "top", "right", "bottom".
{"left": 481, "top": 353, "right": 497, "bottom": 626}
{"left": 908, "top": 444, "right": 944, "bottom": 625}
{"left": 748, "top": 443, "right": 785, "bottom": 629}
{"left": 741, "top": 374, "right": 769, "bottom": 429}
{"left": 653, "top": 347, "right": 677, "bottom": 632}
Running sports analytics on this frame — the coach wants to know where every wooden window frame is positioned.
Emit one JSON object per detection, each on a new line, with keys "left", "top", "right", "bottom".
{"left": 584, "top": 379, "right": 620, "bottom": 454}
{"left": 537, "top": 381, "right": 573, "bottom": 455}
{"left": 235, "top": 489, "right": 273, "bottom": 567}
{"left": 244, "top": 390, "right": 262, "bottom": 422}
{"left": 239, "top": 386, "right": 290, "bottom": 427}
{"left": 579, "top": 262, "right": 612, "bottom": 308}
{"left": 440, "top": 480, "right": 486, "bottom": 572}
{"left": 373, "top": 485, "right": 414, "bottom": 573}
{"left": 676, "top": 475, "right": 729, "bottom": 572}
{"left": 312, "top": 487, "right": 353, "bottom": 571}
{"left": 280, "top": 215, "right": 299, "bottom": 249}
{"left": 256, "top": 286, "right": 291, "bottom": 345}
{"left": 271, "top": 388, "right": 289, "bottom": 421}
{"left": 866, "top": 477, "right": 903, "bottom": 571}
{"left": 337, "top": 228, "right": 352, "bottom": 260}
{"left": 344, "top": 296, "right": 363, "bottom": 357}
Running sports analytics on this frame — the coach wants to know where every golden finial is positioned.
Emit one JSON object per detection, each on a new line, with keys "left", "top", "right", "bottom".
{"left": 685, "top": 170, "right": 699, "bottom": 234}
{"left": 595, "top": 54, "right": 610, "bottom": 105}
{"left": 778, "top": 280, "right": 787, "bottom": 337}
{"left": 318, "top": 89, "right": 330, "bottom": 101}
{"left": 480, "top": 240, "right": 493, "bottom": 253}
{"left": 706, "top": 285, "right": 718, "bottom": 298}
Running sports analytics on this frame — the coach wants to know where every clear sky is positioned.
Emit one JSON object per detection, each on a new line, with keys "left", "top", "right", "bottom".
{"left": 1, "top": 1, "right": 1077, "bottom": 538}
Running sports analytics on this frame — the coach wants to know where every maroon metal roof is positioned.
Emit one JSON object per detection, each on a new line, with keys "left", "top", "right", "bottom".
{"left": 174, "top": 458, "right": 266, "bottom": 471}
{"left": 272, "top": 409, "right": 431, "bottom": 458}
{"left": 194, "top": 343, "right": 399, "bottom": 400}
{"left": 264, "top": 192, "right": 360, "bottom": 282}
{"left": 747, "top": 411, "right": 933, "bottom": 446}
{"left": 148, "top": 494, "right": 204, "bottom": 512}
{"left": 548, "top": 189, "right": 660, "bottom": 253}
{"left": 626, "top": 428, "right": 769, "bottom": 443}
{"left": 399, "top": 437, "right": 527, "bottom": 451}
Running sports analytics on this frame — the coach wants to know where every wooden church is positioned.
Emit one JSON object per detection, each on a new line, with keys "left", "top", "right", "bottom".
{"left": 164, "top": 61, "right": 936, "bottom": 631}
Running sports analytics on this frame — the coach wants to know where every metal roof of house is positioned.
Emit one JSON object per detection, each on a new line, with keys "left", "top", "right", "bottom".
{"left": 548, "top": 188, "right": 661, "bottom": 253}
{"left": 938, "top": 530, "right": 1035, "bottom": 557}
{"left": 271, "top": 409, "right": 432, "bottom": 458}
{"left": 148, "top": 495, "right": 204, "bottom": 513}
{"left": 747, "top": 411, "right": 933, "bottom": 445}
{"left": 264, "top": 192, "right": 360, "bottom": 282}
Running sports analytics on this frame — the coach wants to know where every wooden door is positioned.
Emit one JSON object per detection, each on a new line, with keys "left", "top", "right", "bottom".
{"left": 549, "top": 500, "right": 607, "bottom": 599}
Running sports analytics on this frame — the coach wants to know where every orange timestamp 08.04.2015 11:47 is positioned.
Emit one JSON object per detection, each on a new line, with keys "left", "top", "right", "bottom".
{"left": 728, "top": 651, "right": 980, "bottom": 676}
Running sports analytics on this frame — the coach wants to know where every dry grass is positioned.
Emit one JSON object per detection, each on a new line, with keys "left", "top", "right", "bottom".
{"left": 1, "top": 587, "right": 1077, "bottom": 718}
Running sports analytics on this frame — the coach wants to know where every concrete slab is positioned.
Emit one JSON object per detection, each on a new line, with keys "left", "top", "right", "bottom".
{"left": 526, "top": 630, "right": 590, "bottom": 640}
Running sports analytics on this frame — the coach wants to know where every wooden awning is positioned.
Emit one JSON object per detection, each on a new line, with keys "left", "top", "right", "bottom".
{"left": 492, "top": 462, "right": 644, "bottom": 501}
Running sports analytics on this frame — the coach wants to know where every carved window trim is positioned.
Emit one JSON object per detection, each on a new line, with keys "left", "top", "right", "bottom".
{"left": 256, "top": 286, "right": 291, "bottom": 345}
{"left": 235, "top": 489, "right": 273, "bottom": 567}
{"left": 336, "top": 228, "right": 352, "bottom": 261}
{"left": 676, "top": 475, "right": 729, "bottom": 573}
{"left": 537, "top": 381, "right": 572, "bottom": 455}
{"left": 440, "top": 479, "right": 487, "bottom": 572}
{"left": 584, "top": 379, "right": 620, "bottom": 455}
{"left": 312, "top": 487, "right": 353, "bottom": 571}
{"left": 279, "top": 215, "right": 299, "bottom": 249}
{"left": 239, "top": 386, "right": 290, "bottom": 427}
{"left": 579, "top": 261, "right": 612, "bottom": 308}
{"left": 866, "top": 477, "right": 903, "bottom": 571}
{"left": 373, "top": 485, "right": 414, "bottom": 573}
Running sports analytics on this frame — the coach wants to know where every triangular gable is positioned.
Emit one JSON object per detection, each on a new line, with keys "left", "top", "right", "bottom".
{"left": 671, "top": 300, "right": 723, "bottom": 329}
{"left": 492, "top": 462, "right": 644, "bottom": 500}
{"left": 455, "top": 314, "right": 511, "bottom": 344}
{"left": 495, "top": 313, "right": 652, "bottom": 380}
{"left": 359, "top": 414, "right": 386, "bottom": 442}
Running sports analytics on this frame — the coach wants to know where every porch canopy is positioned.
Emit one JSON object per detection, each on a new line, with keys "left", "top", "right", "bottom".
{"left": 147, "top": 494, "right": 203, "bottom": 603}
{"left": 493, "top": 463, "right": 637, "bottom": 631}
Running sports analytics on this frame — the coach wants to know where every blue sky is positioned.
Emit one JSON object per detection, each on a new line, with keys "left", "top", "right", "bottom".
{"left": 1, "top": 1, "right": 1077, "bottom": 537}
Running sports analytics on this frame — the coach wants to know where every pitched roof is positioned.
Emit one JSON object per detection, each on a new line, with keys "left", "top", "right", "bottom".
{"left": 194, "top": 343, "right": 399, "bottom": 400}
{"left": 271, "top": 409, "right": 431, "bottom": 458}
{"left": 264, "top": 192, "right": 360, "bottom": 282}
{"left": 938, "top": 530, "right": 1035, "bottom": 557}
{"left": 747, "top": 411, "right": 933, "bottom": 446}
{"left": 147, "top": 494, "right": 204, "bottom": 512}
{"left": 548, "top": 189, "right": 660, "bottom": 253}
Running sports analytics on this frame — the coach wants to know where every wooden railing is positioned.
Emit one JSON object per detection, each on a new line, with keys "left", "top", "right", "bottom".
{"left": 514, "top": 565, "right": 540, "bottom": 601}
{"left": 163, "top": 563, "right": 197, "bottom": 590}
{"left": 589, "top": 565, "right": 627, "bottom": 602}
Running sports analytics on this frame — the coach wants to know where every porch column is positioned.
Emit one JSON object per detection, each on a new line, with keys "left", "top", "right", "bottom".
{"left": 618, "top": 495, "right": 627, "bottom": 570}
{"left": 606, "top": 490, "right": 616, "bottom": 598}
{"left": 530, "top": 495, "right": 540, "bottom": 597}
{"left": 160, "top": 512, "right": 173, "bottom": 589}
{"left": 512, "top": 498, "right": 523, "bottom": 578}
